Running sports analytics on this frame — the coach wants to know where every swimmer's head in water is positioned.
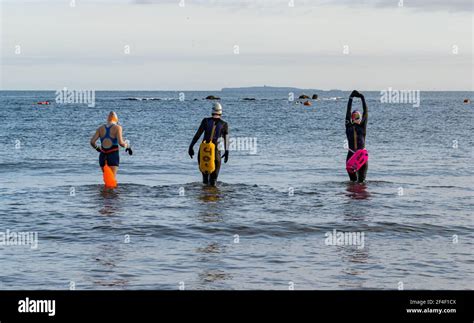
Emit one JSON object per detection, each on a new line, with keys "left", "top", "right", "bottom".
{"left": 212, "top": 102, "right": 222, "bottom": 117}
{"left": 107, "top": 111, "right": 119, "bottom": 124}
{"left": 351, "top": 110, "right": 362, "bottom": 124}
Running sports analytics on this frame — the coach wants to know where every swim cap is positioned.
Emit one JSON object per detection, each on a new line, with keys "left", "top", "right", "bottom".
{"left": 351, "top": 110, "right": 362, "bottom": 124}
{"left": 212, "top": 102, "right": 222, "bottom": 115}
{"left": 108, "top": 111, "right": 118, "bottom": 124}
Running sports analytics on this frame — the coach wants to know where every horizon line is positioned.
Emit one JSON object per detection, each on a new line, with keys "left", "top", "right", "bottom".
{"left": 0, "top": 89, "right": 473, "bottom": 92}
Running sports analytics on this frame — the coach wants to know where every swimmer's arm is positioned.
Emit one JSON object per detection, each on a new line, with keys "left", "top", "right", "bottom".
{"left": 117, "top": 126, "right": 128, "bottom": 148}
{"left": 346, "top": 96, "right": 354, "bottom": 126}
{"left": 222, "top": 123, "right": 229, "bottom": 151}
{"left": 190, "top": 119, "right": 205, "bottom": 147}
{"left": 361, "top": 94, "right": 368, "bottom": 129}
{"left": 90, "top": 128, "right": 100, "bottom": 149}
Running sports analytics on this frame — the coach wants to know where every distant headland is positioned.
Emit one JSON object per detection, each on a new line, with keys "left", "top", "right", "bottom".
{"left": 221, "top": 86, "right": 341, "bottom": 92}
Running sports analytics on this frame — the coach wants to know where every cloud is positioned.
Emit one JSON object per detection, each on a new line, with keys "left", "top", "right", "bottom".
{"left": 3, "top": 0, "right": 472, "bottom": 12}
{"left": 332, "top": 0, "right": 474, "bottom": 12}
{"left": 130, "top": 0, "right": 473, "bottom": 12}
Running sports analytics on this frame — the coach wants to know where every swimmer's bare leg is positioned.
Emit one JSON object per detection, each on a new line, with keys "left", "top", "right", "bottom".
{"left": 110, "top": 166, "right": 119, "bottom": 176}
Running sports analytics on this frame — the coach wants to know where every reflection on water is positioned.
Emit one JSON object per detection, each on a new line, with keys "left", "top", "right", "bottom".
{"left": 195, "top": 186, "right": 232, "bottom": 287}
{"left": 197, "top": 185, "right": 222, "bottom": 203}
{"left": 343, "top": 208, "right": 367, "bottom": 223}
{"left": 195, "top": 242, "right": 232, "bottom": 286}
{"left": 345, "top": 182, "right": 371, "bottom": 200}
{"left": 338, "top": 190, "right": 370, "bottom": 288}
{"left": 84, "top": 186, "right": 131, "bottom": 288}
{"left": 334, "top": 239, "right": 370, "bottom": 289}
{"left": 198, "top": 270, "right": 232, "bottom": 284}
{"left": 92, "top": 279, "right": 129, "bottom": 288}
{"left": 196, "top": 242, "right": 221, "bottom": 254}
{"left": 339, "top": 247, "right": 370, "bottom": 289}
{"left": 197, "top": 211, "right": 223, "bottom": 223}
{"left": 98, "top": 185, "right": 122, "bottom": 216}
{"left": 90, "top": 243, "right": 131, "bottom": 289}
{"left": 196, "top": 184, "right": 225, "bottom": 222}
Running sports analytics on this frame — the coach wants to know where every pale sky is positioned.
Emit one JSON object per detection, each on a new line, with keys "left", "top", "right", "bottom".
{"left": 1, "top": 0, "right": 473, "bottom": 90}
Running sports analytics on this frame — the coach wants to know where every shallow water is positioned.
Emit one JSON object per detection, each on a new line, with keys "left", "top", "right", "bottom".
{"left": 0, "top": 90, "right": 472, "bottom": 289}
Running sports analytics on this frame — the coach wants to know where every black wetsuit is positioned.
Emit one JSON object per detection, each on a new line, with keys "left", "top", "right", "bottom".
{"left": 190, "top": 117, "right": 229, "bottom": 186}
{"left": 345, "top": 96, "right": 368, "bottom": 182}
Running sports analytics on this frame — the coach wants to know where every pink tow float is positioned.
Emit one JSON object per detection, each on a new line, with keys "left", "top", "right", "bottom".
{"left": 346, "top": 149, "right": 368, "bottom": 174}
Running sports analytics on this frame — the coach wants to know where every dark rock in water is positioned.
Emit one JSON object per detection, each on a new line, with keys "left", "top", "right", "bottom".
{"left": 205, "top": 95, "right": 220, "bottom": 100}
{"left": 243, "top": 98, "right": 256, "bottom": 101}
{"left": 299, "top": 94, "right": 310, "bottom": 99}
{"left": 194, "top": 98, "right": 199, "bottom": 101}
{"left": 312, "top": 94, "right": 318, "bottom": 100}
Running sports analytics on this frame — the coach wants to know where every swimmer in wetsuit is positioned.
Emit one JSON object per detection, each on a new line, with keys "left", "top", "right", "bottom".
{"left": 90, "top": 111, "right": 132, "bottom": 176}
{"left": 345, "top": 90, "right": 368, "bottom": 183}
{"left": 188, "top": 102, "right": 229, "bottom": 186}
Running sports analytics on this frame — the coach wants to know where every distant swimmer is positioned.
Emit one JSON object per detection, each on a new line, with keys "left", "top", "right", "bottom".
{"left": 345, "top": 90, "right": 368, "bottom": 183}
{"left": 90, "top": 111, "right": 132, "bottom": 178}
{"left": 188, "top": 102, "right": 229, "bottom": 186}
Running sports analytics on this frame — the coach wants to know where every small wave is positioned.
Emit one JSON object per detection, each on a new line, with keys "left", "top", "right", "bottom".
{"left": 89, "top": 219, "right": 471, "bottom": 240}
{"left": 321, "top": 97, "right": 343, "bottom": 101}
{"left": 121, "top": 97, "right": 161, "bottom": 101}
